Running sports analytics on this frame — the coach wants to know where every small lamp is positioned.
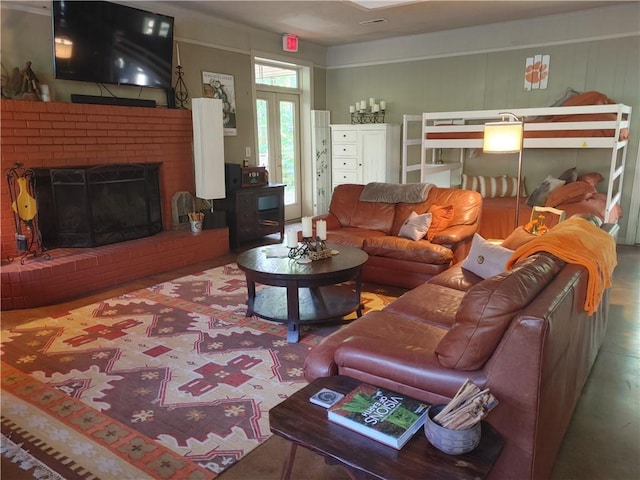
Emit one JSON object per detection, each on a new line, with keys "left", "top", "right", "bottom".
{"left": 483, "top": 112, "right": 524, "bottom": 229}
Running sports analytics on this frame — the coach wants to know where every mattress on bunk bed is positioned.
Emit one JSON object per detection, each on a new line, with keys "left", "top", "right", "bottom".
{"left": 426, "top": 118, "right": 629, "bottom": 141}
{"left": 426, "top": 91, "right": 630, "bottom": 141}
{"left": 477, "top": 193, "right": 622, "bottom": 240}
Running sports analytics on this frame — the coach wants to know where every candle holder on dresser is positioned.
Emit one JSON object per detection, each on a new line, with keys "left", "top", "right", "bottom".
{"left": 349, "top": 98, "right": 387, "bottom": 124}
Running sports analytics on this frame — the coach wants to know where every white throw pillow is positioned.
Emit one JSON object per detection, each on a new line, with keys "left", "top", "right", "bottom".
{"left": 462, "top": 234, "right": 514, "bottom": 279}
{"left": 398, "top": 211, "right": 432, "bottom": 241}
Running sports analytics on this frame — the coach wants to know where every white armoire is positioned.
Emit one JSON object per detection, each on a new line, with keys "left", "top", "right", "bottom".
{"left": 330, "top": 123, "right": 400, "bottom": 189}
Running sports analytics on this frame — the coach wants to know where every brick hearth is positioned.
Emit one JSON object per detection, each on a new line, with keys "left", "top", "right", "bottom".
{"left": 1, "top": 99, "right": 230, "bottom": 310}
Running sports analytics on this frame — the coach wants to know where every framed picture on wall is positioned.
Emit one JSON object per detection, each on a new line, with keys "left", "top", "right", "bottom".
{"left": 202, "top": 71, "right": 237, "bottom": 136}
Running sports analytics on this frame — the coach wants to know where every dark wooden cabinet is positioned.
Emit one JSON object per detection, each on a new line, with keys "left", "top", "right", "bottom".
{"left": 218, "top": 184, "right": 285, "bottom": 250}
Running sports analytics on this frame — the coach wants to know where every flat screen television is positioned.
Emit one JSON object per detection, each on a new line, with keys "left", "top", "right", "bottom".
{"left": 52, "top": 1, "right": 174, "bottom": 89}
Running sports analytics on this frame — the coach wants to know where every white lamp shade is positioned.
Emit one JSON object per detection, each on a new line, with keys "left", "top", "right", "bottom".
{"left": 483, "top": 122, "right": 523, "bottom": 153}
{"left": 192, "top": 98, "right": 226, "bottom": 200}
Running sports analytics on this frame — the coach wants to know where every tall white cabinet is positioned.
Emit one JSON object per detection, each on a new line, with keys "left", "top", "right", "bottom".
{"left": 330, "top": 124, "right": 401, "bottom": 189}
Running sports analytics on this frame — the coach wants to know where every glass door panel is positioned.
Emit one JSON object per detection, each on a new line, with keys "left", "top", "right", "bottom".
{"left": 256, "top": 92, "right": 301, "bottom": 220}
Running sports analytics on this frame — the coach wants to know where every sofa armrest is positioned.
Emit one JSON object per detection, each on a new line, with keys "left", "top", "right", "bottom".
{"left": 334, "top": 336, "right": 487, "bottom": 398}
{"left": 430, "top": 224, "right": 477, "bottom": 246}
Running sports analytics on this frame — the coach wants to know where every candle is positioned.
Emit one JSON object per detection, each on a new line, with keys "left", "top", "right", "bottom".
{"left": 302, "top": 217, "right": 312, "bottom": 238}
{"left": 349, "top": 105, "right": 355, "bottom": 113}
{"left": 372, "top": 104, "right": 379, "bottom": 113}
{"left": 286, "top": 231, "right": 298, "bottom": 248}
{"left": 369, "top": 97, "right": 375, "bottom": 107}
{"left": 316, "top": 220, "right": 327, "bottom": 240}
{"left": 176, "top": 42, "right": 181, "bottom": 66}
{"left": 380, "top": 100, "right": 386, "bottom": 110}
{"left": 361, "top": 100, "right": 367, "bottom": 110}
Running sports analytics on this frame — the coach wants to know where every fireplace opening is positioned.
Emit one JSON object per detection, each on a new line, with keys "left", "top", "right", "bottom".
{"left": 35, "top": 164, "right": 162, "bottom": 248}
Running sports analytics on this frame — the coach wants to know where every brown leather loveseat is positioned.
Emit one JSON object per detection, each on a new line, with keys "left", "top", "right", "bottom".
{"left": 304, "top": 219, "right": 618, "bottom": 479}
{"left": 312, "top": 183, "right": 482, "bottom": 288}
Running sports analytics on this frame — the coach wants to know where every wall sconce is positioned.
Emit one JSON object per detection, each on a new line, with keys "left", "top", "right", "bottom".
{"left": 483, "top": 112, "right": 524, "bottom": 229}
{"left": 349, "top": 97, "right": 386, "bottom": 124}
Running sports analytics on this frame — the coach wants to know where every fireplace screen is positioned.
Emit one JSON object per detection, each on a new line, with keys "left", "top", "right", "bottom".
{"left": 36, "top": 164, "right": 162, "bottom": 248}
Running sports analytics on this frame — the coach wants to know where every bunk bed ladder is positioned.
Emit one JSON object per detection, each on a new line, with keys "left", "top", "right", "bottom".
{"left": 401, "top": 114, "right": 422, "bottom": 183}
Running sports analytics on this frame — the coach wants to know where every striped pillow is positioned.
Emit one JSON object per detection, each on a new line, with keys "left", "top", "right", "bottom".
{"left": 462, "top": 175, "right": 526, "bottom": 198}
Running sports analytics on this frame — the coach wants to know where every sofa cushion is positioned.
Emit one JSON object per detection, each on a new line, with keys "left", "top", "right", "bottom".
{"left": 363, "top": 236, "right": 454, "bottom": 264}
{"left": 351, "top": 200, "right": 396, "bottom": 234}
{"left": 384, "top": 283, "right": 464, "bottom": 329}
{"left": 435, "top": 253, "right": 563, "bottom": 370}
{"left": 426, "top": 264, "right": 482, "bottom": 291}
{"left": 426, "top": 204, "right": 454, "bottom": 241}
{"left": 398, "top": 211, "right": 432, "bottom": 241}
{"left": 327, "top": 227, "right": 388, "bottom": 248}
{"left": 461, "top": 234, "right": 514, "bottom": 279}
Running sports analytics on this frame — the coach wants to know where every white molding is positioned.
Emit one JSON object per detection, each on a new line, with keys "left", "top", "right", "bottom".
{"left": 327, "top": 3, "right": 640, "bottom": 69}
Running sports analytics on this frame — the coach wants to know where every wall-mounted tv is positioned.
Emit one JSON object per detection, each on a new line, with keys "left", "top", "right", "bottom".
{"left": 52, "top": 1, "right": 174, "bottom": 89}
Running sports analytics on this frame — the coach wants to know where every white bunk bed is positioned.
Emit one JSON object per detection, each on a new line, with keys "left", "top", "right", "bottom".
{"left": 402, "top": 103, "right": 632, "bottom": 233}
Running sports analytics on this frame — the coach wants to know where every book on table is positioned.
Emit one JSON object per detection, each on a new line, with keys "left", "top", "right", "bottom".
{"left": 327, "top": 383, "right": 429, "bottom": 449}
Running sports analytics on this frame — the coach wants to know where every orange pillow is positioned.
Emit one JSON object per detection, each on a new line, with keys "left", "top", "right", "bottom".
{"left": 578, "top": 172, "right": 604, "bottom": 187}
{"left": 426, "top": 204, "right": 454, "bottom": 241}
{"left": 545, "top": 182, "right": 596, "bottom": 207}
{"left": 562, "top": 91, "right": 616, "bottom": 106}
{"left": 501, "top": 226, "right": 537, "bottom": 250}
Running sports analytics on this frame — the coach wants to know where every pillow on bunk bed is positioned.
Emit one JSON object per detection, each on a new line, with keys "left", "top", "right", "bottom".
{"left": 462, "top": 174, "right": 526, "bottom": 198}
{"left": 558, "top": 167, "right": 578, "bottom": 183}
{"left": 526, "top": 175, "right": 566, "bottom": 206}
{"left": 578, "top": 172, "right": 605, "bottom": 187}
{"left": 545, "top": 182, "right": 597, "bottom": 208}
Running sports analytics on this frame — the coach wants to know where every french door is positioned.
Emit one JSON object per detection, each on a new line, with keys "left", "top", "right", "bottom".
{"left": 256, "top": 91, "right": 301, "bottom": 221}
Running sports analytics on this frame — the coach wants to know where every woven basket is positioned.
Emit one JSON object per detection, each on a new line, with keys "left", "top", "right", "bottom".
{"left": 424, "top": 404, "right": 481, "bottom": 455}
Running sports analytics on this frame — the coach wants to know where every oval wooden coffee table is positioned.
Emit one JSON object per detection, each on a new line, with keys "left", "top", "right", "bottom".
{"left": 236, "top": 244, "right": 368, "bottom": 343}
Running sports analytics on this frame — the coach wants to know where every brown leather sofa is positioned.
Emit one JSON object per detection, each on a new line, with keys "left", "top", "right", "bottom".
{"left": 312, "top": 183, "right": 482, "bottom": 288}
{"left": 304, "top": 220, "right": 618, "bottom": 480}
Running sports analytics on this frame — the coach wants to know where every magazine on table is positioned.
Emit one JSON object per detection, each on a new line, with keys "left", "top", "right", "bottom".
{"left": 327, "top": 383, "right": 429, "bottom": 449}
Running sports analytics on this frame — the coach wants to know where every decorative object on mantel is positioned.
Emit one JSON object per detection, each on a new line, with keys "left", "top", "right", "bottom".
{"left": 173, "top": 44, "right": 189, "bottom": 108}
{"left": 350, "top": 97, "right": 386, "bottom": 124}
{"left": 1, "top": 61, "right": 42, "bottom": 100}
{"left": 286, "top": 218, "right": 331, "bottom": 262}
{"left": 5, "top": 163, "right": 49, "bottom": 264}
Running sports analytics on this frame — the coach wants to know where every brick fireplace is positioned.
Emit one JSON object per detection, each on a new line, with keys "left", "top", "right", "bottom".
{"left": 1, "top": 99, "right": 229, "bottom": 310}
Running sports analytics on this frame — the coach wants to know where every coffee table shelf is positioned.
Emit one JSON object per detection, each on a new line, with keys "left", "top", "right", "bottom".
{"left": 270, "top": 375, "right": 504, "bottom": 480}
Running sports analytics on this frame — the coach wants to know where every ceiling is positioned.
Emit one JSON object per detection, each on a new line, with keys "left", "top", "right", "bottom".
{"left": 161, "top": 0, "right": 628, "bottom": 47}
{"left": 4, "top": 0, "right": 630, "bottom": 47}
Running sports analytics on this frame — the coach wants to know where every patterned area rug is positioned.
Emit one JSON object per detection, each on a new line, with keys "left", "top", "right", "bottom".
{"left": 1, "top": 263, "right": 398, "bottom": 479}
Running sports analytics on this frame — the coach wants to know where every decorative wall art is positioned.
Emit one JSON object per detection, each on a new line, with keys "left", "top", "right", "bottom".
{"left": 524, "top": 55, "right": 550, "bottom": 91}
{"left": 202, "top": 71, "right": 237, "bottom": 136}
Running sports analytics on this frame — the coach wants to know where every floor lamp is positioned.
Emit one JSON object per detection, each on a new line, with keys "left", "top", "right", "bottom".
{"left": 483, "top": 112, "right": 524, "bottom": 230}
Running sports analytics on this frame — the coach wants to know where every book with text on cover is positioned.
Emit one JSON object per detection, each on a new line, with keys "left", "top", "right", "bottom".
{"left": 327, "top": 383, "right": 429, "bottom": 449}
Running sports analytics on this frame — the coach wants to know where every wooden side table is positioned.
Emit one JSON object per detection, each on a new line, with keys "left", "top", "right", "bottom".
{"left": 270, "top": 375, "right": 503, "bottom": 480}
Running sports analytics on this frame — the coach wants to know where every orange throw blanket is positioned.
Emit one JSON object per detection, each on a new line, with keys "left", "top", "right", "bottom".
{"left": 506, "top": 217, "right": 617, "bottom": 315}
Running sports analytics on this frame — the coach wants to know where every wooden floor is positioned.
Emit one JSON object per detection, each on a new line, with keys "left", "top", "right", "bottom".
{"left": 2, "top": 243, "right": 638, "bottom": 480}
